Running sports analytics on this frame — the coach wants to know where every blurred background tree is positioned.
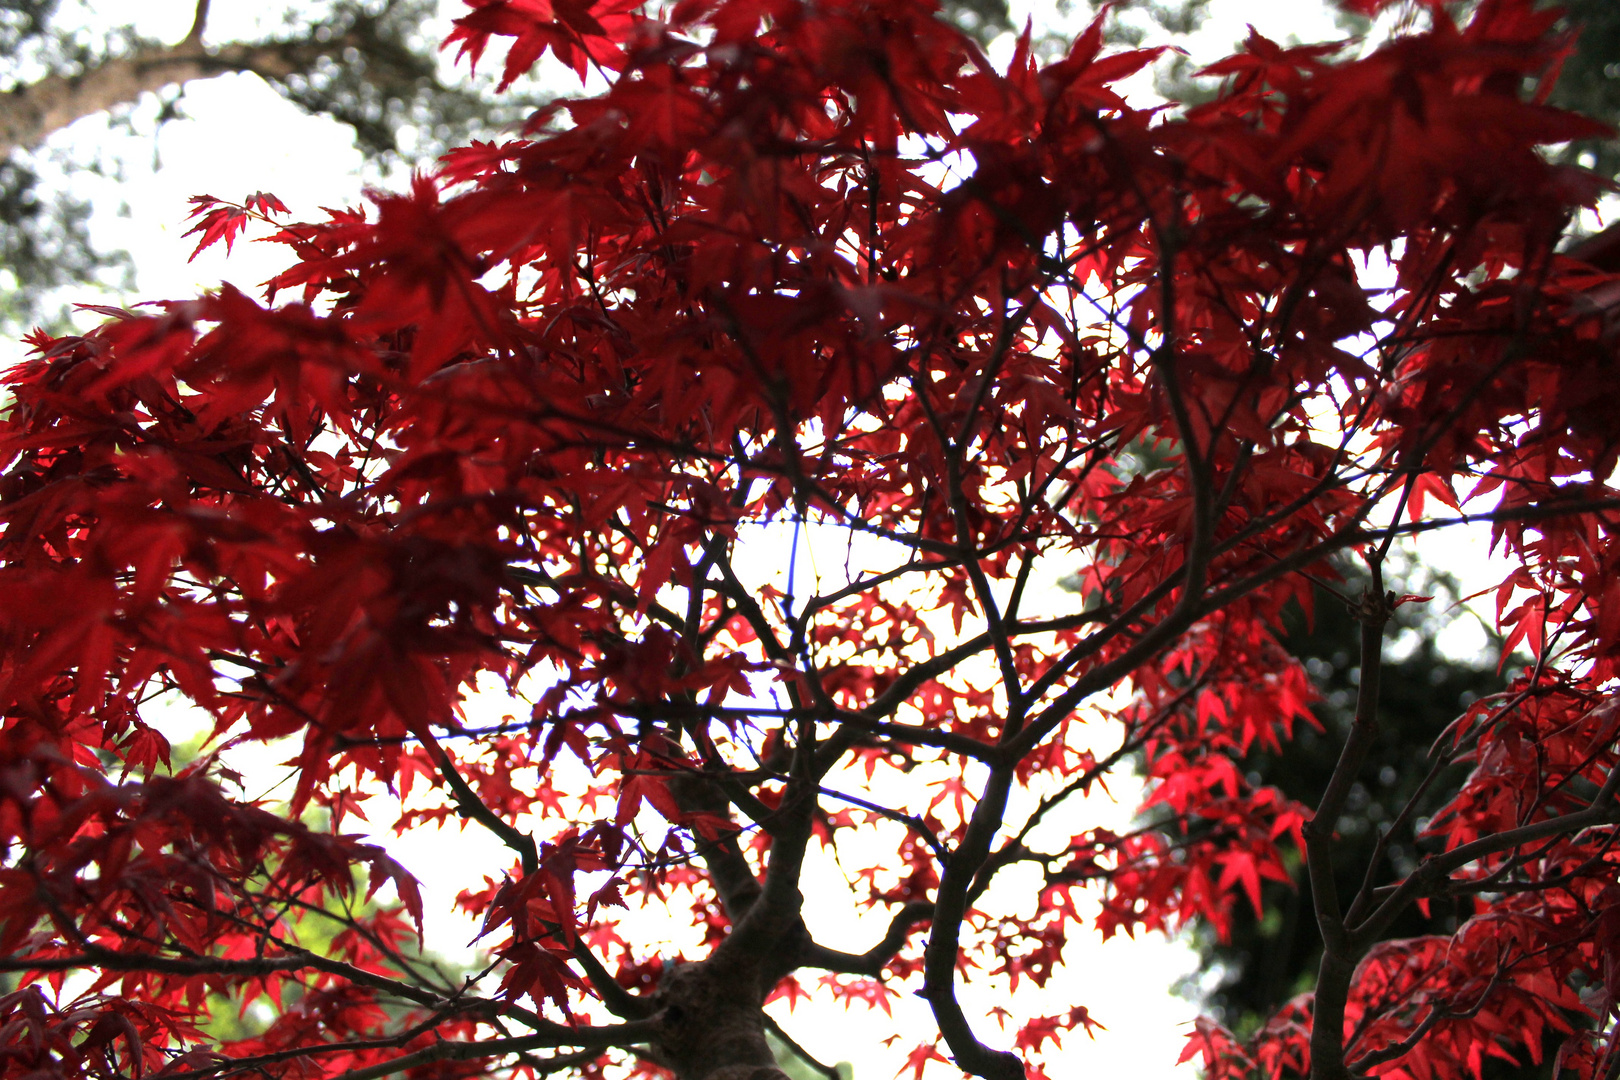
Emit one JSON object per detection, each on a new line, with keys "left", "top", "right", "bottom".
{"left": 1546, "top": 0, "right": 1620, "bottom": 187}
{"left": 1, "top": 0, "right": 530, "bottom": 331}
{"left": 1187, "top": 558, "right": 1504, "bottom": 1034}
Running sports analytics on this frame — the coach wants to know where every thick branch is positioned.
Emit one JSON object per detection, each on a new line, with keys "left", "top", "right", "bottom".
{"left": 727, "top": 710, "right": 818, "bottom": 957}
{"left": 667, "top": 770, "right": 765, "bottom": 924}
{"left": 573, "top": 939, "right": 656, "bottom": 1020}
{"left": 4, "top": 31, "right": 353, "bottom": 155}
{"left": 921, "top": 765, "right": 1025, "bottom": 1080}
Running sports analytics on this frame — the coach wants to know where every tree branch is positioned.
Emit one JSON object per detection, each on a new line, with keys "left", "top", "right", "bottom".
{"left": 1354, "top": 762, "right": 1620, "bottom": 945}
{"left": 184, "top": 0, "right": 211, "bottom": 45}
{"left": 763, "top": 1013, "right": 844, "bottom": 1080}
{"left": 0, "top": 8, "right": 436, "bottom": 158}
{"left": 3, "top": 37, "right": 328, "bottom": 155}
{"left": 920, "top": 765, "right": 1025, "bottom": 1080}
{"left": 799, "top": 901, "right": 933, "bottom": 976}
{"left": 0, "top": 944, "right": 541, "bottom": 1030}
{"left": 1306, "top": 576, "right": 1392, "bottom": 1080}
{"left": 320, "top": 1024, "right": 659, "bottom": 1080}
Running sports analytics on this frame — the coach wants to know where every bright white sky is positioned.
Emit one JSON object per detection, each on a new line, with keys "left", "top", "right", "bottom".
{"left": 6, "top": 1, "right": 1528, "bottom": 1078}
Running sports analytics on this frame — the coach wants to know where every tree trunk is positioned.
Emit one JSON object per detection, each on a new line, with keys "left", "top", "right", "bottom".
{"left": 648, "top": 955, "right": 790, "bottom": 1080}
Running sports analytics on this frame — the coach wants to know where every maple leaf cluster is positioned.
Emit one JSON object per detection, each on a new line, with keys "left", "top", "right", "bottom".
{"left": 2, "top": 0, "right": 1620, "bottom": 1079}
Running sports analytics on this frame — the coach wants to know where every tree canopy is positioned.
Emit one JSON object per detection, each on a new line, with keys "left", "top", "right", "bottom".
{"left": 3, "top": 2, "right": 1620, "bottom": 1080}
